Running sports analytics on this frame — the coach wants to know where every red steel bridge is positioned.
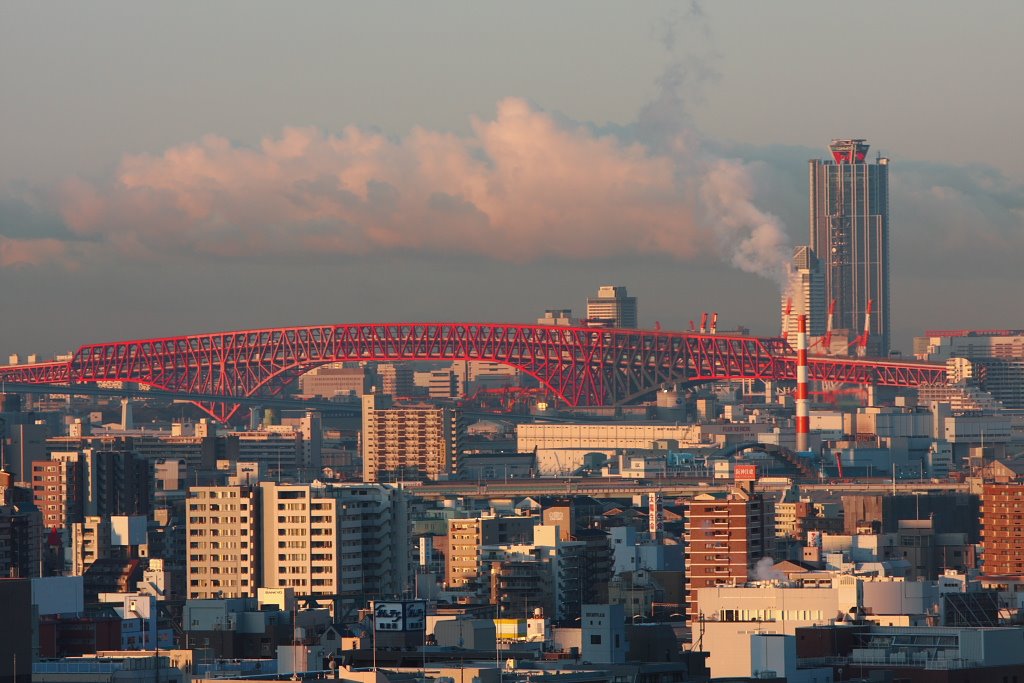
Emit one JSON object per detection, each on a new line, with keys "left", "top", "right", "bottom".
{"left": 0, "top": 323, "right": 947, "bottom": 422}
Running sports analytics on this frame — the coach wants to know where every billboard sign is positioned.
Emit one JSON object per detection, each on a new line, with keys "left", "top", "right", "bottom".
{"left": 374, "top": 602, "right": 404, "bottom": 631}
{"left": 404, "top": 600, "right": 426, "bottom": 631}
{"left": 734, "top": 464, "right": 758, "bottom": 481}
{"left": 374, "top": 600, "right": 426, "bottom": 632}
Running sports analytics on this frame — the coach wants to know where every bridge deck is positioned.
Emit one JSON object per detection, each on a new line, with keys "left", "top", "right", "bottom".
{"left": 0, "top": 323, "right": 946, "bottom": 422}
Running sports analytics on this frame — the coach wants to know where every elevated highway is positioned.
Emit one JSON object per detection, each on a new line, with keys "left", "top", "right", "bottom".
{"left": 404, "top": 476, "right": 970, "bottom": 500}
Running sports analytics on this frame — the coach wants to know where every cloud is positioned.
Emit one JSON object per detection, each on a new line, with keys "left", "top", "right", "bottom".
{"left": 48, "top": 97, "right": 789, "bottom": 279}
{"left": 0, "top": 235, "right": 72, "bottom": 268}
{"left": 0, "top": 192, "right": 95, "bottom": 267}
{"left": 890, "top": 163, "right": 1024, "bottom": 277}
{"left": 7, "top": 104, "right": 1022, "bottom": 298}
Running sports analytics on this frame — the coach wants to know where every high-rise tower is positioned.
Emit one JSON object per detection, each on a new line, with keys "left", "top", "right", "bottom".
{"left": 586, "top": 285, "right": 638, "bottom": 329}
{"left": 780, "top": 245, "right": 826, "bottom": 340}
{"left": 809, "top": 139, "right": 890, "bottom": 355}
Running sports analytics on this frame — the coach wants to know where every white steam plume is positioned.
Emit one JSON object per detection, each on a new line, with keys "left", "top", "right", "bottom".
{"left": 750, "top": 556, "right": 786, "bottom": 582}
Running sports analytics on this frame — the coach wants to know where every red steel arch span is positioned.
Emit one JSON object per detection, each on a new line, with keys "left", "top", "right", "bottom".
{"left": 0, "top": 323, "right": 947, "bottom": 422}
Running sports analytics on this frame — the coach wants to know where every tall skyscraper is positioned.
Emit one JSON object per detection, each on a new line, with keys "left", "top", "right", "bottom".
{"left": 586, "top": 285, "right": 638, "bottom": 328}
{"left": 780, "top": 245, "right": 826, "bottom": 340}
{"left": 809, "top": 139, "right": 890, "bottom": 355}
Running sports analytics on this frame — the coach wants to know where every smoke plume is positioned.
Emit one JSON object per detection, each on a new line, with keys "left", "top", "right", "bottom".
{"left": 750, "top": 556, "right": 785, "bottom": 582}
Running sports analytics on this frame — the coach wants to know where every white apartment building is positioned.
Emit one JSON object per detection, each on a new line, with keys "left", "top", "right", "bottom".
{"left": 186, "top": 481, "right": 412, "bottom": 607}
{"left": 259, "top": 481, "right": 412, "bottom": 607}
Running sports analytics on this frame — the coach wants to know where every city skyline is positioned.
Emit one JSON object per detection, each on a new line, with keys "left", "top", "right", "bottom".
{"left": 2, "top": 2, "right": 1024, "bottom": 356}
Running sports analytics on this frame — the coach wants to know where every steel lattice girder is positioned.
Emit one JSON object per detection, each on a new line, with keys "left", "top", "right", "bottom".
{"left": 0, "top": 323, "right": 947, "bottom": 422}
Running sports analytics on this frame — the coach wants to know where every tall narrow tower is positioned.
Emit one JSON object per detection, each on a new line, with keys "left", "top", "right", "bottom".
{"left": 809, "top": 139, "right": 890, "bottom": 355}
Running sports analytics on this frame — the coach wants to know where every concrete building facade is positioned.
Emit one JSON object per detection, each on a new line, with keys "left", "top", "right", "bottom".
{"left": 684, "top": 486, "right": 775, "bottom": 622}
{"left": 361, "top": 394, "right": 464, "bottom": 482}
{"left": 259, "top": 481, "right": 412, "bottom": 608}
{"left": 446, "top": 514, "right": 537, "bottom": 591}
{"left": 809, "top": 139, "right": 890, "bottom": 355}
{"left": 981, "top": 483, "right": 1024, "bottom": 576}
{"left": 186, "top": 485, "right": 260, "bottom": 599}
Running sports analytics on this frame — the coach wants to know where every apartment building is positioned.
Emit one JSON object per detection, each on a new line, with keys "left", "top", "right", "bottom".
{"left": 446, "top": 514, "right": 537, "bottom": 591}
{"left": 186, "top": 485, "right": 260, "bottom": 599}
{"left": 981, "top": 483, "right": 1024, "bottom": 576}
{"left": 684, "top": 485, "right": 775, "bottom": 622}
{"left": 361, "top": 394, "right": 464, "bottom": 482}
{"left": 259, "top": 481, "right": 412, "bottom": 608}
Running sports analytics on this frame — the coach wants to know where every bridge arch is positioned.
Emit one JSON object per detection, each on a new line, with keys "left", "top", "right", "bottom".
{"left": 0, "top": 322, "right": 947, "bottom": 423}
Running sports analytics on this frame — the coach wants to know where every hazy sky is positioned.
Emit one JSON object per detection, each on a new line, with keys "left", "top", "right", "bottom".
{"left": 2, "top": 1, "right": 1023, "bottom": 356}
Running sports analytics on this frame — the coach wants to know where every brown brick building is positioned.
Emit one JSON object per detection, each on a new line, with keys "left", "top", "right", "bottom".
{"left": 981, "top": 483, "right": 1024, "bottom": 576}
{"left": 684, "top": 486, "right": 774, "bottom": 623}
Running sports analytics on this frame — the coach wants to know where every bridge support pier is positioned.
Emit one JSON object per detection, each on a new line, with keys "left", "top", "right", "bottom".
{"left": 866, "top": 383, "right": 877, "bottom": 407}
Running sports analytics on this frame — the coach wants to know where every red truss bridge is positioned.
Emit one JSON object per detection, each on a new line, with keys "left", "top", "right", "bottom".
{"left": 0, "top": 323, "right": 947, "bottom": 422}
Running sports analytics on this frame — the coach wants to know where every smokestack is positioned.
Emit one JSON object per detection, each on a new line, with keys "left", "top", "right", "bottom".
{"left": 699, "top": 312, "right": 708, "bottom": 334}
{"left": 796, "top": 314, "right": 809, "bottom": 452}
{"left": 710, "top": 312, "right": 718, "bottom": 335}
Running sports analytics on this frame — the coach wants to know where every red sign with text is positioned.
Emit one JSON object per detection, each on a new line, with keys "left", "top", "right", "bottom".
{"left": 734, "top": 464, "right": 758, "bottom": 481}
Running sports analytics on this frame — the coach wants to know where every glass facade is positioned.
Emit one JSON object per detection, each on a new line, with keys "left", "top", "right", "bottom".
{"left": 809, "top": 140, "right": 890, "bottom": 355}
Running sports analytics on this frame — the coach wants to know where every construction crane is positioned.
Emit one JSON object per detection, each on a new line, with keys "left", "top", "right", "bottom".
{"left": 821, "top": 298, "right": 836, "bottom": 352}
{"left": 857, "top": 300, "right": 873, "bottom": 357}
{"left": 781, "top": 298, "right": 793, "bottom": 343}
{"left": 833, "top": 451, "right": 845, "bottom": 479}
{"left": 818, "top": 298, "right": 874, "bottom": 357}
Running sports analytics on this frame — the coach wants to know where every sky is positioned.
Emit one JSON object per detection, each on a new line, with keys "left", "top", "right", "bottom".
{"left": 2, "top": 1, "right": 1023, "bottom": 356}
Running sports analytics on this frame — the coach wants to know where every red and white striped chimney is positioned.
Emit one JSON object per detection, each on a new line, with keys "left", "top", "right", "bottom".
{"left": 796, "top": 313, "right": 810, "bottom": 452}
